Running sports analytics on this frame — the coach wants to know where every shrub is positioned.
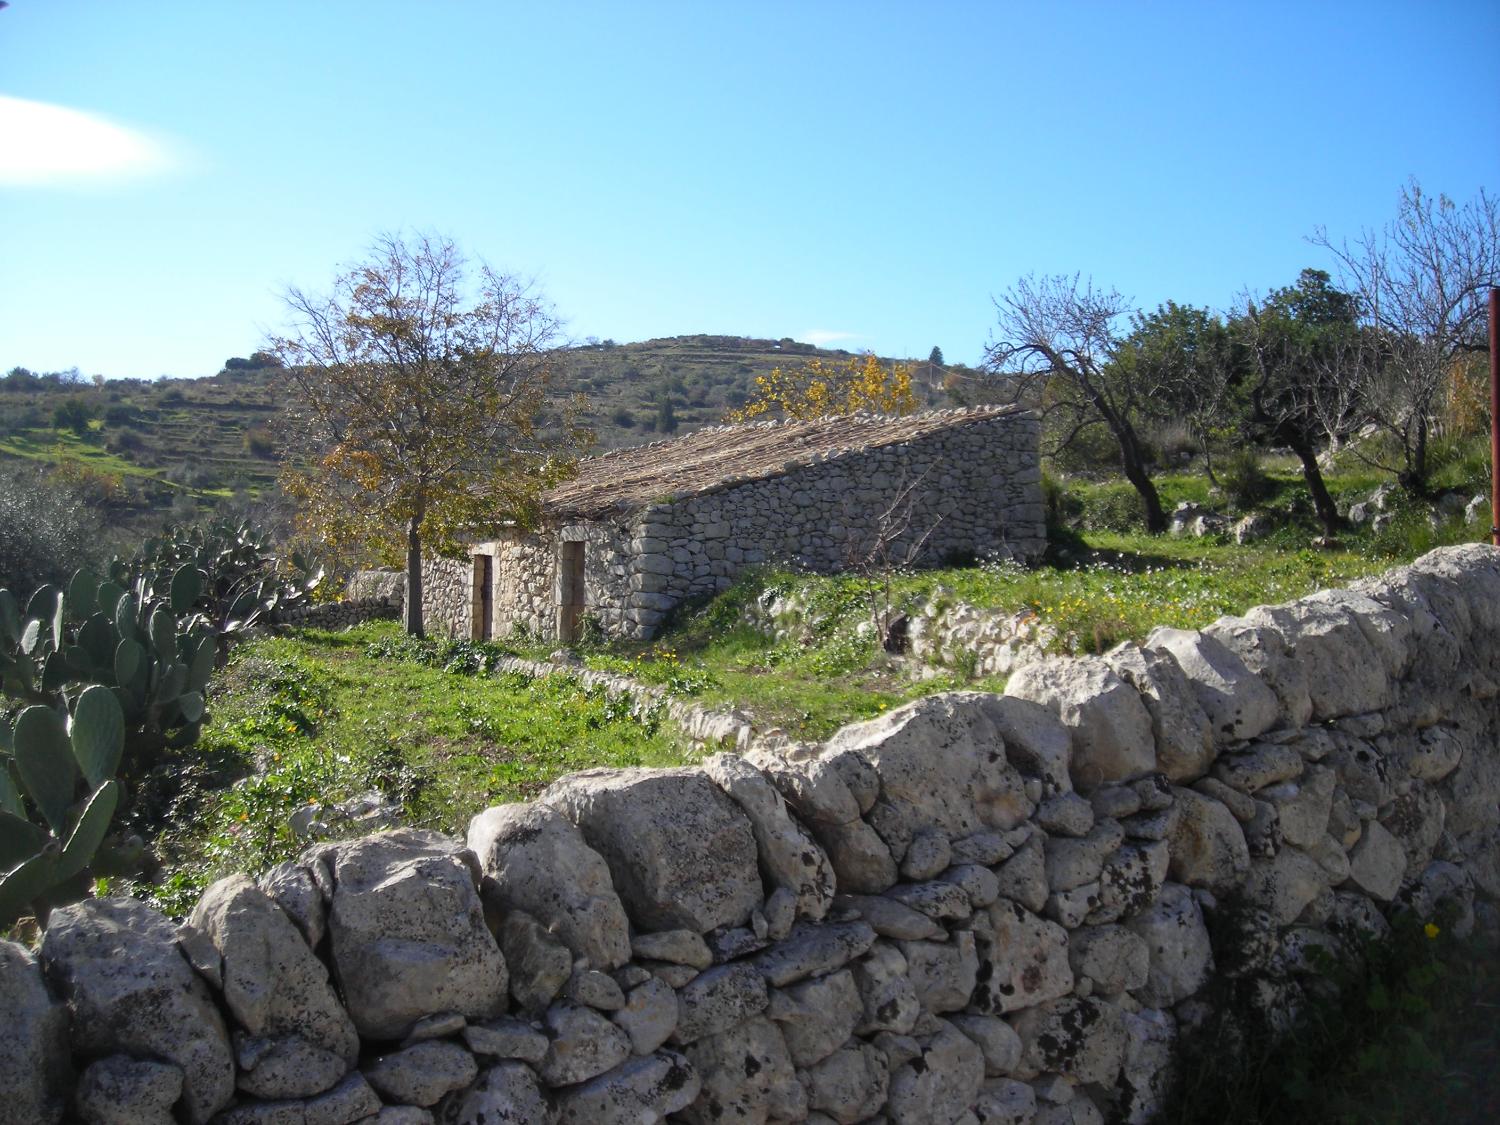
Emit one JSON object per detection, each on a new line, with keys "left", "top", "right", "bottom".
{"left": 242, "top": 426, "right": 276, "bottom": 458}
{"left": 1219, "top": 448, "right": 1274, "bottom": 512}
{"left": 0, "top": 464, "right": 106, "bottom": 594}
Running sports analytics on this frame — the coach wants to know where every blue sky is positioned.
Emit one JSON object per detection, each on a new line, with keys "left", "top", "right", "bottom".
{"left": 1, "top": 0, "right": 1496, "bottom": 380}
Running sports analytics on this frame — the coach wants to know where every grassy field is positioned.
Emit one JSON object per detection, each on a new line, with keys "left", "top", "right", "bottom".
{"left": 113, "top": 623, "right": 690, "bottom": 917}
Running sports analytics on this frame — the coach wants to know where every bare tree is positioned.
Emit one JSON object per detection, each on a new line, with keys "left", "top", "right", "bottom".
{"left": 271, "top": 233, "right": 589, "bottom": 635}
{"left": 840, "top": 470, "right": 940, "bottom": 653}
{"left": 1310, "top": 181, "right": 1499, "bottom": 494}
{"left": 987, "top": 275, "right": 1167, "bottom": 532}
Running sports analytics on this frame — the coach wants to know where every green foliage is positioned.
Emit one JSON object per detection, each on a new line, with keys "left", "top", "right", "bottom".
{"left": 129, "top": 520, "right": 324, "bottom": 661}
{"left": 1218, "top": 448, "right": 1275, "bottom": 511}
{"left": 1165, "top": 913, "right": 1499, "bottom": 1124}
{"left": 0, "top": 463, "right": 108, "bottom": 595}
{"left": 0, "top": 521, "right": 311, "bottom": 929}
{"left": 119, "top": 624, "right": 690, "bottom": 913}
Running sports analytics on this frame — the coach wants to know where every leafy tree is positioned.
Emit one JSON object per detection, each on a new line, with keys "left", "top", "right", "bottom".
{"left": 726, "top": 353, "right": 917, "bottom": 422}
{"left": 655, "top": 391, "right": 678, "bottom": 434}
{"left": 1232, "top": 269, "right": 1367, "bottom": 535}
{"left": 53, "top": 396, "right": 96, "bottom": 436}
{"left": 271, "top": 233, "right": 589, "bottom": 636}
{"left": 1114, "top": 302, "right": 1238, "bottom": 484}
{"left": 928, "top": 346, "right": 945, "bottom": 367}
{"left": 1310, "top": 181, "right": 1499, "bottom": 495}
{"left": 987, "top": 275, "right": 1169, "bottom": 532}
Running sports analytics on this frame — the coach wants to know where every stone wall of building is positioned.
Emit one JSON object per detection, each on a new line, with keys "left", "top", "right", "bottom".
{"left": 421, "top": 555, "right": 472, "bottom": 639}
{"left": 425, "top": 409, "right": 1046, "bottom": 642}
{"left": 13, "top": 545, "right": 1497, "bottom": 1124}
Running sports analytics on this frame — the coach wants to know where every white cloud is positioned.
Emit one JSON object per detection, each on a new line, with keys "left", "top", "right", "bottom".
{"left": 799, "top": 329, "right": 860, "bottom": 347}
{"left": 0, "top": 95, "right": 178, "bottom": 186}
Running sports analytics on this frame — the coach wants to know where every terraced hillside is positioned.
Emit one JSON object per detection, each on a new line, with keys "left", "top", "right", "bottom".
{"left": 0, "top": 337, "right": 988, "bottom": 535}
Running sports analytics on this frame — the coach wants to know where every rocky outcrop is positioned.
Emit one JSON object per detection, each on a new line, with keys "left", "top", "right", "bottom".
{"left": 13, "top": 544, "right": 1500, "bottom": 1123}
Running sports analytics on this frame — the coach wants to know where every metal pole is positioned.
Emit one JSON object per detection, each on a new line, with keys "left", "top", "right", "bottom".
{"left": 1491, "top": 286, "right": 1500, "bottom": 546}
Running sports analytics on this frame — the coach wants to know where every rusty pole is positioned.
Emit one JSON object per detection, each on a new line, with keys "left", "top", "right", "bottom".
{"left": 1491, "top": 287, "right": 1500, "bottom": 546}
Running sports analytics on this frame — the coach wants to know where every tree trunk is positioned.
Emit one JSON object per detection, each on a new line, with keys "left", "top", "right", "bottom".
{"left": 1293, "top": 440, "right": 1343, "bottom": 537}
{"left": 404, "top": 515, "right": 425, "bottom": 637}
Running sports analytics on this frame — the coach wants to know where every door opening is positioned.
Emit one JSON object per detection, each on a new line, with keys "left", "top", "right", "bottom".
{"left": 558, "top": 542, "right": 585, "bottom": 642}
{"left": 472, "top": 554, "right": 494, "bottom": 640}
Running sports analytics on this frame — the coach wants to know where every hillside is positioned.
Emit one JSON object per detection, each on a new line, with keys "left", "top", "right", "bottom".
{"left": 0, "top": 338, "right": 988, "bottom": 537}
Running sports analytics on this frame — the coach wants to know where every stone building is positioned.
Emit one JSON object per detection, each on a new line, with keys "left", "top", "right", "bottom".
{"left": 423, "top": 405, "right": 1044, "bottom": 642}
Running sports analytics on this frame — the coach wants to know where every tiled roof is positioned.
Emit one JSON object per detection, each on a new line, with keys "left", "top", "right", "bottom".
{"left": 543, "top": 405, "right": 1027, "bottom": 519}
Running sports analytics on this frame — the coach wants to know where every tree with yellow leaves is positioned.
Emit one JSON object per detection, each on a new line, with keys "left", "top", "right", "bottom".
{"left": 271, "top": 233, "right": 589, "bottom": 636}
{"left": 726, "top": 353, "right": 918, "bottom": 422}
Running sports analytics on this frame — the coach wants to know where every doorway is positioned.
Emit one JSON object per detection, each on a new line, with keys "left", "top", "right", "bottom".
{"left": 471, "top": 554, "right": 493, "bottom": 640}
{"left": 558, "top": 541, "right": 585, "bottom": 642}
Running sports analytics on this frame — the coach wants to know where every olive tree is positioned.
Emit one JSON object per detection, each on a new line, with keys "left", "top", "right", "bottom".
{"left": 271, "top": 233, "right": 588, "bottom": 635}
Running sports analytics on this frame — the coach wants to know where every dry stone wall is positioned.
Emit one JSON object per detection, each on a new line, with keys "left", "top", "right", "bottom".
{"left": 5, "top": 544, "right": 1500, "bottom": 1124}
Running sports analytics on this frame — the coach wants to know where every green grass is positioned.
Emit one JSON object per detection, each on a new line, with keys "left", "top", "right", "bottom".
{"left": 560, "top": 512, "right": 1475, "bottom": 740}
{"left": 114, "top": 620, "right": 691, "bottom": 917}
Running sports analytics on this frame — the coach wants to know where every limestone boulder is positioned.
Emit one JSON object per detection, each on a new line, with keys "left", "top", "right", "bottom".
{"left": 40, "top": 898, "right": 234, "bottom": 1124}
{"left": 1201, "top": 615, "right": 1313, "bottom": 730}
{"left": 1241, "top": 589, "right": 1410, "bottom": 720}
{"left": 233, "top": 1033, "right": 347, "bottom": 1099}
{"left": 1241, "top": 847, "right": 1329, "bottom": 926}
{"left": 852, "top": 941, "right": 921, "bottom": 1035}
{"left": 766, "top": 969, "right": 865, "bottom": 1067}
{"left": 1349, "top": 820, "right": 1408, "bottom": 901}
{"left": 802, "top": 1042, "right": 890, "bottom": 1124}
{"left": 610, "top": 976, "right": 678, "bottom": 1055}
{"left": 746, "top": 746, "right": 897, "bottom": 893}
{"left": 1167, "top": 787, "right": 1250, "bottom": 893}
{"left": 364, "top": 1041, "right": 478, "bottom": 1107}
{"left": 674, "top": 963, "right": 770, "bottom": 1043}
{"left": 257, "top": 861, "right": 326, "bottom": 950}
{"left": 1104, "top": 642, "right": 1215, "bottom": 782}
{"left": 899, "top": 931, "right": 979, "bottom": 1013}
{"left": 1262, "top": 766, "right": 1335, "bottom": 849}
{"left": 539, "top": 1001, "right": 631, "bottom": 1087}
{"left": 1124, "top": 883, "right": 1213, "bottom": 1007}
{"left": 947, "top": 1013, "right": 1023, "bottom": 1076}
{"left": 181, "top": 874, "right": 358, "bottom": 1065}
{"left": 971, "top": 900, "right": 1073, "bottom": 1015}
{"left": 436, "top": 1061, "right": 553, "bottom": 1124}
{"left": 981, "top": 693, "right": 1075, "bottom": 796}
{"left": 554, "top": 1051, "right": 701, "bottom": 1125}
{"left": 1012, "top": 997, "right": 1126, "bottom": 1086}
{"left": 1005, "top": 657, "right": 1156, "bottom": 789}
{"left": 75, "top": 1055, "right": 182, "bottom": 1125}
{"left": 0, "top": 940, "right": 69, "bottom": 1124}
{"left": 317, "top": 830, "right": 507, "bottom": 1040}
{"left": 497, "top": 909, "right": 571, "bottom": 1012}
{"left": 885, "top": 1021, "right": 985, "bottom": 1125}
{"left": 467, "top": 802, "right": 631, "bottom": 969}
{"left": 543, "top": 767, "right": 761, "bottom": 933}
{"left": 679, "top": 1016, "right": 805, "bottom": 1125}
{"left": 1147, "top": 628, "right": 1279, "bottom": 744}
{"left": 701, "top": 752, "right": 835, "bottom": 920}
{"left": 821, "top": 692, "right": 1034, "bottom": 860}
{"left": 1119, "top": 1009, "right": 1176, "bottom": 1125}
{"left": 754, "top": 920, "right": 877, "bottom": 987}
{"left": 1068, "top": 924, "right": 1150, "bottom": 995}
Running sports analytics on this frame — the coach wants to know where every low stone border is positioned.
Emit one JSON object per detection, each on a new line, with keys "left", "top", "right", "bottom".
{"left": 489, "top": 654, "right": 754, "bottom": 752}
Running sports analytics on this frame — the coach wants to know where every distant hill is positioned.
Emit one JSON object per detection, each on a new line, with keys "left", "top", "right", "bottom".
{"left": 0, "top": 337, "right": 993, "bottom": 540}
